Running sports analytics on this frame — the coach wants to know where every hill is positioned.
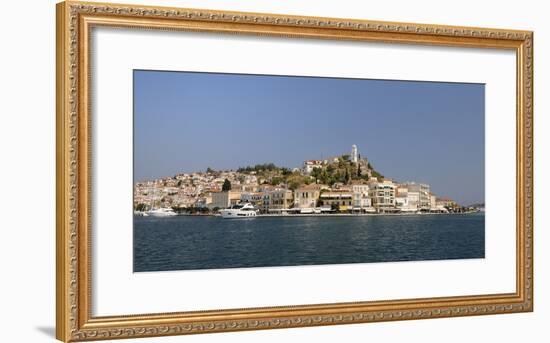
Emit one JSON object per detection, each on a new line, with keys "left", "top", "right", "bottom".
{"left": 236, "top": 155, "right": 384, "bottom": 189}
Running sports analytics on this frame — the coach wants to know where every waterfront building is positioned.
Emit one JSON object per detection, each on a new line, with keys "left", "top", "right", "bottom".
{"left": 429, "top": 193, "right": 437, "bottom": 210}
{"left": 419, "top": 184, "right": 431, "bottom": 210}
{"left": 267, "top": 188, "right": 294, "bottom": 211}
{"left": 394, "top": 195, "right": 408, "bottom": 208}
{"left": 397, "top": 182, "right": 431, "bottom": 211}
{"left": 210, "top": 190, "right": 242, "bottom": 209}
{"left": 240, "top": 192, "right": 263, "bottom": 207}
{"left": 407, "top": 191, "right": 420, "bottom": 208}
{"left": 401, "top": 182, "right": 431, "bottom": 210}
{"left": 261, "top": 193, "right": 270, "bottom": 213}
{"left": 351, "top": 182, "right": 372, "bottom": 211}
{"left": 294, "top": 184, "right": 324, "bottom": 208}
{"left": 319, "top": 190, "right": 353, "bottom": 212}
{"left": 368, "top": 179, "right": 397, "bottom": 212}
{"left": 395, "top": 192, "right": 419, "bottom": 212}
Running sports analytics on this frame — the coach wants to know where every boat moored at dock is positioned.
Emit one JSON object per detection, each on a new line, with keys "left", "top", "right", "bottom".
{"left": 219, "top": 202, "right": 258, "bottom": 218}
{"left": 147, "top": 207, "right": 177, "bottom": 217}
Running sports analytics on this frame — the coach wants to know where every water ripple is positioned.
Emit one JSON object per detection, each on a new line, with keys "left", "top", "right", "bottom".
{"left": 133, "top": 214, "right": 485, "bottom": 272}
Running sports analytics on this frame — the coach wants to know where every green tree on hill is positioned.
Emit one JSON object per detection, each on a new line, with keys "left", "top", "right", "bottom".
{"left": 270, "top": 176, "right": 284, "bottom": 186}
{"left": 311, "top": 167, "right": 322, "bottom": 181}
{"left": 222, "top": 179, "right": 232, "bottom": 191}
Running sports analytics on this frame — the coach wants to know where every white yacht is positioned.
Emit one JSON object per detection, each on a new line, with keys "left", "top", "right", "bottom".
{"left": 219, "top": 202, "right": 258, "bottom": 219}
{"left": 147, "top": 207, "right": 177, "bottom": 217}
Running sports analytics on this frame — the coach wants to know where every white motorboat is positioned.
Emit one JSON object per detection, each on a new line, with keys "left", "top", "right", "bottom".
{"left": 147, "top": 207, "right": 177, "bottom": 217}
{"left": 219, "top": 202, "right": 258, "bottom": 219}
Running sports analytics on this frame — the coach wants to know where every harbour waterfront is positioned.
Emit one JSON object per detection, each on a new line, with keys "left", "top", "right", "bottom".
{"left": 134, "top": 213, "right": 484, "bottom": 272}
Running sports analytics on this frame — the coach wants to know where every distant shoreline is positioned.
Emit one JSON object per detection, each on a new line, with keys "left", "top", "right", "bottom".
{"left": 139, "top": 211, "right": 483, "bottom": 218}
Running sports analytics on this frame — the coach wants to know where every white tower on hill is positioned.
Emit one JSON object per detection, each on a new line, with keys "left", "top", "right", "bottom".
{"left": 351, "top": 144, "right": 358, "bottom": 163}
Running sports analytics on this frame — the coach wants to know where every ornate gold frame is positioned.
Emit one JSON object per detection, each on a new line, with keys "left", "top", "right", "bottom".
{"left": 56, "top": 1, "right": 534, "bottom": 341}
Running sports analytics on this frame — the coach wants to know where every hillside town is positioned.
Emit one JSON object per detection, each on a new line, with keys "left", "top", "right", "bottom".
{"left": 134, "top": 145, "right": 476, "bottom": 215}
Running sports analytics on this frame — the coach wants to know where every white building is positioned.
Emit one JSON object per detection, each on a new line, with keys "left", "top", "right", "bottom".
{"left": 351, "top": 183, "right": 372, "bottom": 211}
{"left": 401, "top": 182, "right": 431, "bottom": 210}
{"left": 395, "top": 191, "right": 419, "bottom": 212}
{"left": 302, "top": 160, "right": 323, "bottom": 174}
{"left": 368, "top": 179, "right": 397, "bottom": 212}
{"left": 395, "top": 195, "right": 408, "bottom": 208}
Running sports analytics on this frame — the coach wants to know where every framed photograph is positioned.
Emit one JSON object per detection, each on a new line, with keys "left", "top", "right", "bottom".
{"left": 56, "top": 1, "right": 533, "bottom": 341}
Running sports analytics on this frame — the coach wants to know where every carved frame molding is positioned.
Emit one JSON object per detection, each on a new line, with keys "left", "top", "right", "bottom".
{"left": 56, "top": 1, "right": 533, "bottom": 341}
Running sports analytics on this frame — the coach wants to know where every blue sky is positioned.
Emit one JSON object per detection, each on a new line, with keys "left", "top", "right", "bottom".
{"left": 134, "top": 70, "right": 485, "bottom": 205}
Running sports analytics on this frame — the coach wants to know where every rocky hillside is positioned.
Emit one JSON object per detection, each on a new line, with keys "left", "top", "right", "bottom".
{"left": 236, "top": 155, "right": 384, "bottom": 189}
